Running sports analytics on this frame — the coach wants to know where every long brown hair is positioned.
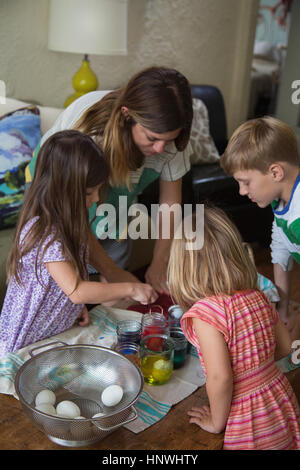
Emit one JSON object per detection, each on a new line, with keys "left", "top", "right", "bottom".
{"left": 7, "top": 130, "right": 109, "bottom": 287}
{"left": 167, "top": 206, "right": 258, "bottom": 310}
{"left": 74, "top": 66, "right": 193, "bottom": 188}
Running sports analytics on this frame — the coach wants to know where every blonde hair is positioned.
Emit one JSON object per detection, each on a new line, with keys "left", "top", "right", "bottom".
{"left": 74, "top": 67, "right": 193, "bottom": 188}
{"left": 167, "top": 206, "right": 258, "bottom": 310}
{"left": 221, "top": 116, "right": 300, "bottom": 176}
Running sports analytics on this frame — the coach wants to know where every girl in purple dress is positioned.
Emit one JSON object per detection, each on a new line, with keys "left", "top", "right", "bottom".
{"left": 0, "top": 130, "right": 156, "bottom": 356}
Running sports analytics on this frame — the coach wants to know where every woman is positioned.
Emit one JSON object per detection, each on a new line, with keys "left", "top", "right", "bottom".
{"left": 25, "top": 66, "right": 194, "bottom": 294}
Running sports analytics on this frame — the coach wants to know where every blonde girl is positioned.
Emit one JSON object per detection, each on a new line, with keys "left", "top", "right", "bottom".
{"left": 168, "top": 206, "right": 300, "bottom": 450}
{"left": 0, "top": 130, "right": 156, "bottom": 356}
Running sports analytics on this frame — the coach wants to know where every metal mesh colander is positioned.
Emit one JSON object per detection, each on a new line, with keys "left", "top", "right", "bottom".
{"left": 15, "top": 342, "right": 143, "bottom": 447}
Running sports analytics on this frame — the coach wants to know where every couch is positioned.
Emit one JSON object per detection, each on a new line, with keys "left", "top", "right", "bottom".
{"left": 0, "top": 86, "right": 274, "bottom": 308}
{"left": 0, "top": 98, "right": 62, "bottom": 306}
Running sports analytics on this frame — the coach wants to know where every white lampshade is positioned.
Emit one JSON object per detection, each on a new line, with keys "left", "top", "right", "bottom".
{"left": 48, "top": 0, "right": 128, "bottom": 56}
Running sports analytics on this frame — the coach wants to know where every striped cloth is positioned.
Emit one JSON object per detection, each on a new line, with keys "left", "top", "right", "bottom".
{"left": 181, "top": 289, "right": 300, "bottom": 450}
{"left": 0, "top": 305, "right": 205, "bottom": 434}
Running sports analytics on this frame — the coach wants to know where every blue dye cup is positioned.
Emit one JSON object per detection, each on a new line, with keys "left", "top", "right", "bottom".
{"left": 116, "top": 320, "right": 142, "bottom": 346}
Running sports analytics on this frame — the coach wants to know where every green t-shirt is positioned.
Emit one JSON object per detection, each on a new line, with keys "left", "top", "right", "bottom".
{"left": 270, "top": 172, "right": 300, "bottom": 269}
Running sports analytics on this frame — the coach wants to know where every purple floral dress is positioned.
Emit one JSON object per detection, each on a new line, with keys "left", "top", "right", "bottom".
{"left": 0, "top": 217, "right": 87, "bottom": 357}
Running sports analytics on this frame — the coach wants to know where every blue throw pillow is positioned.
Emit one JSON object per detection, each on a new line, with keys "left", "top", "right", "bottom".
{"left": 0, "top": 106, "right": 41, "bottom": 229}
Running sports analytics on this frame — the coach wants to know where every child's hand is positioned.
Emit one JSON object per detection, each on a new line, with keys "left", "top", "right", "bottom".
{"left": 187, "top": 405, "right": 223, "bottom": 434}
{"left": 76, "top": 305, "right": 90, "bottom": 326}
{"left": 131, "top": 283, "right": 158, "bottom": 305}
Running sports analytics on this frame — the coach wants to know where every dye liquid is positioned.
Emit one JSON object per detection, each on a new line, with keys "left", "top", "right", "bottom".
{"left": 116, "top": 320, "right": 142, "bottom": 345}
{"left": 141, "top": 313, "right": 169, "bottom": 346}
{"left": 116, "top": 343, "right": 141, "bottom": 368}
{"left": 173, "top": 348, "right": 187, "bottom": 369}
{"left": 141, "top": 355, "right": 173, "bottom": 385}
{"left": 170, "top": 329, "right": 188, "bottom": 369}
{"left": 118, "top": 331, "right": 141, "bottom": 345}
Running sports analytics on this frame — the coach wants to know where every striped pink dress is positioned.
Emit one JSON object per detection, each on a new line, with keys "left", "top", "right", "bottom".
{"left": 181, "top": 289, "right": 300, "bottom": 450}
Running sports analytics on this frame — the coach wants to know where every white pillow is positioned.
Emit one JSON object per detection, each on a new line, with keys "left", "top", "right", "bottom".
{"left": 0, "top": 97, "right": 31, "bottom": 117}
{"left": 0, "top": 97, "right": 62, "bottom": 135}
{"left": 189, "top": 98, "right": 220, "bottom": 165}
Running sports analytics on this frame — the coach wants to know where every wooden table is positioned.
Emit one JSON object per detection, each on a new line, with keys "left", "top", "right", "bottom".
{"left": 0, "top": 383, "right": 224, "bottom": 451}
{"left": 0, "top": 369, "right": 299, "bottom": 453}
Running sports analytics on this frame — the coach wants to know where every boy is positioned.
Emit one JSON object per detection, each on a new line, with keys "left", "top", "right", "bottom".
{"left": 220, "top": 116, "right": 300, "bottom": 339}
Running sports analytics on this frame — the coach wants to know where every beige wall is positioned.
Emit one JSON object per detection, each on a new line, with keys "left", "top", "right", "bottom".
{"left": 0, "top": 0, "right": 259, "bottom": 135}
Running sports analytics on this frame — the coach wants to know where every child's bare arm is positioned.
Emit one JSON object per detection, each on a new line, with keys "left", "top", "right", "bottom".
{"left": 45, "top": 260, "right": 157, "bottom": 305}
{"left": 274, "top": 315, "right": 293, "bottom": 361}
{"left": 191, "top": 318, "right": 233, "bottom": 434}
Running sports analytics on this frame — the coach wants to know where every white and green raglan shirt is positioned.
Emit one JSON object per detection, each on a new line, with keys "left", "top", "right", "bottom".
{"left": 270, "top": 172, "right": 300, "bottom": 271}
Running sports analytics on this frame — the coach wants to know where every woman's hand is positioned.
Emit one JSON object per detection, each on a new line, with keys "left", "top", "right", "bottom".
{"left": 187, "top": 405, "right": 224, "bottom": 434}
{"left": 76, "top": 305, "right": 90, "bottom": 326}
{"left": 145, "top": 261, "right": 169, "bottom": 295}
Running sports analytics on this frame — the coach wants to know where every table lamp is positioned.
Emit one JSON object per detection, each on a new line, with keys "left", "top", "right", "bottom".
{"left": 48, "top": 0, "right": 128, "bottom": 108}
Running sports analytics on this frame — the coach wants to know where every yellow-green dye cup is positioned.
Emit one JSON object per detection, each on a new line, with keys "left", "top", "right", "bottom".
{"left": 140, "top": 334, "right": 174, "bottom": 385}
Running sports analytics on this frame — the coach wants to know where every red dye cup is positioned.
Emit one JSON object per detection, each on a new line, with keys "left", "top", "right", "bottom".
{"left": 141, "top": 312, "right": 169, "bottom": 351}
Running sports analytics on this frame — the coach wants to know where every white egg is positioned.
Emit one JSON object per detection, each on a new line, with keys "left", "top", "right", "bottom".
{"left": 35, "top": 403, "right": 57, "bottom": 416}
{"left": 35, "top": 389, "right": 56, "bottom": 406}
{"left": 56, "top": 400, "right": 81, "bottom": 418}
{"left": 92, "top": 412, "right": 105, "bottom": 418}
{"left": 101, "top": 385, "right": 123, "bottom": 407}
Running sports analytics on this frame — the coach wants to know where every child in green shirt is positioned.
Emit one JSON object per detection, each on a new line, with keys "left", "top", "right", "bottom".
{"left": 221, "top": 116, "right": 300, "bottom": 340}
